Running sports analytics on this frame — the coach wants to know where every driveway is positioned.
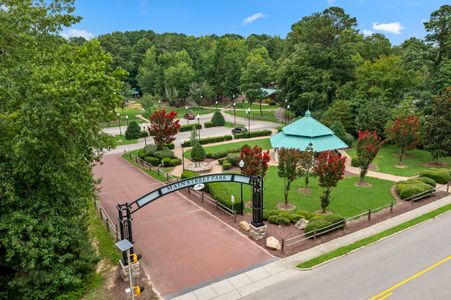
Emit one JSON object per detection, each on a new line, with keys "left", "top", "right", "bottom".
{"left": 94, "top": 155, "right": 274, "bottom": 298}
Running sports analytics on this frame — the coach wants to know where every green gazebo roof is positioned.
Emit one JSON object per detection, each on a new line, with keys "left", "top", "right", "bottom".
{"left": 261, "top": 88, "right": 279, "bottom": 97}
{"left": 271, "top": 110, "right": 348, "bottom": 152}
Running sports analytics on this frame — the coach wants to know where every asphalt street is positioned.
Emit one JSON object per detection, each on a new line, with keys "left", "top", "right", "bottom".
{"left": 104, "top": 112, "right": 280, "bottom": 155}
{"left": 242, "top": 211, "right": 451, "bottom": 300}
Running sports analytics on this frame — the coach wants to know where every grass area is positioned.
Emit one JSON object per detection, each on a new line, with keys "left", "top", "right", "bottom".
{"left": 122, "top": 151, "right": 175, "bottom": 182}
{"left": 101, "top": 107, "right": 147, "bottom": 128}
{"left": 224, "top": 110, "right": 280, "bottom": 123}
{"left": 298, "top": 204, "right": 451, "bottom": 269}
{"left": 81, "top": 200, "right": 121, "bottom": 299}
{"left": 169, "top": 106, "right": 219, "bottom": 117}
{"left": 221, "top": 167, "right": 395, "bottom": 218}
{"left": 224, "top": 121, "right": 245, "bottom": 129}
{"left": 108, "top": 134, "right": 139, "bottom": 147}
{"left": 346, "top": 144, "right": 451, "bottom": 177}
{"left": 184, "top": 138, "right": 271, "bottom": 159}
{"left": 233, "top": 102, "right": 279, "bottom": 110}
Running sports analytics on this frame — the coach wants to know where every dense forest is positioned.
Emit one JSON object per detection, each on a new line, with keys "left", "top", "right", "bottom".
{"left": 88, "top": 6, "right": 450, "bottom": 128}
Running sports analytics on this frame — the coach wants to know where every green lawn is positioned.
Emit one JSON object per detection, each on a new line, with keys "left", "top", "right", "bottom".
{"left": 184, "top": 138, "right": 271, "bottom": 159}
{"left": 101, "top": 107, "right": 147, "bottom": 128}
{"left": 169, "top": 106, "right": 219, "bottom": 117}
{"left": 224, "top": 110, "right": 280, "bottom": 123}
{"left": 108, "top": 134, "right": 139, "bottom": 147}
{"left": 221, "top": 167, "right": 395, "bottom": 218}
{"left": 346, "top": 144, "right": 451, "bottom": 177}
{"left": 224, "top": 121, "right": 245, "bottom": 129}
{"left": 233, "top": 102, "right": 279, "bottom": 110}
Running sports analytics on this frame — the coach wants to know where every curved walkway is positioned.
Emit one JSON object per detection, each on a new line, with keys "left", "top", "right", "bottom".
{"left": 94, "top": 155, "right": 274, "bottom": 298}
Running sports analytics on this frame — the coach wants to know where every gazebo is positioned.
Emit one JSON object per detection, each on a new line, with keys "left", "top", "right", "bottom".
{"left": 270, "top": 110, "right": 348, "bottom": 160}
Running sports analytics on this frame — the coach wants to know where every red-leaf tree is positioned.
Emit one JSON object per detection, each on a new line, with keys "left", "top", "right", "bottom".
{"left": 277, "top": 148, "right": 302, "bottom": 206}
{"left": 313, "top": 151, "right": 346, "bottom": 213}
{"left": 386, "top": 115, "right": 420, "bottom": 165}
{"left": 240, "top": 145, "right": 270, "bottom": 177}
{"left": 356, "top": 130, "right": 383, "bottom": 183}
{"left": 147, "top": 109, "right": 180, "bottom": 149}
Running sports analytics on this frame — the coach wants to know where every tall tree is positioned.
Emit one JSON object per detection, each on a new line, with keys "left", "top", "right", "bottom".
{"left": 277, "top": 148, "right": 302, "bottom": 205}
{"left": 240, "top": 145, "right": 271, "bottom": 177}
{"left": 137, "top": 46, "right": 160, "bottom": 94}
{"left": 148, "top": 109, "right": 180, "bottom": 149}
{"left": 299, "top": 143, "right": 315, "bottom": 187}
{"left": 356, "top": 130, "right": 383, "bottom": 183}
{"left": 355, "top": 98, "right": 391, "bottom": 138}
{"left": 386, "top": 116, "right": 420, "bottom": 165}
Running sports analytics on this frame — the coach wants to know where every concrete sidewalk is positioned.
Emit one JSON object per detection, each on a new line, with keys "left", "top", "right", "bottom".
{"left": 174, "top": 195, "right": 451, "bottom": 300}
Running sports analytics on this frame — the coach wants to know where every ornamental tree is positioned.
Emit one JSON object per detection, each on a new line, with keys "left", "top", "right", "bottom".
{"left": 356, "top": 130, "right": 383, "bottom": 183}
{"left": 313, "top": 151, "right": 346, "bottom": 213}
{"left": 299, "top": 143, "right": 315, "bottom": 187}
{"left": 277, "top": 148, "right": 302, "bottom": 205}
{"left": 386, "top": 115, "right": 420, "bottom": 165}
{"left": 240, "top": 145, "right": 271, "bottom": 177}
{"left": 148, "top": 109, "right": 180, "bottom": 149}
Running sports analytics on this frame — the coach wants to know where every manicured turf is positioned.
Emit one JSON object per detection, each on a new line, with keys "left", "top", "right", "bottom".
{"left": 184, "top": 138, "right": 271, "bottom": 159}
{"left": 122, "top": 152, "right": 174, "bottom": 182}
{"left": 170, "top": 106, "right": 218, "bottom": 116}
{"left": 224, "top": 110, "right": 279, "bottom": 122}
{"left": 101, "top": 107, "right": 147, "bottom": 128}
{"left": 346, "top": 144, "right": 451, "bottom": 176}
{"left": 108, "top": 134, "right": 138, "bottom": 147}
{"left": 233, "top": 102, "right": 279, "bottom": 110}
{"left": 221, "top": 167, "right": 395, "bottom": 218}
{"left": 297, "top": 204, "right": 451, "bottom": 268}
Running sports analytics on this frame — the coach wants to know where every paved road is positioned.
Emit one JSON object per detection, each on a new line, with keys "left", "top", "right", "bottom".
{"left": 243, "top": 211, "right": 451, "bottom": 300}
{"left": 104, "top": 112, "right": 280, "bottom": 155}
{"left": 94, "top": 155, "right": 274, "bottom": 298}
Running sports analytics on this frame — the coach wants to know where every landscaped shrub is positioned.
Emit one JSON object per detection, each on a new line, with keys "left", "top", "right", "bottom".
{"left": 208, "top": 182, "right": 243, "bottom": 214}
{"left": 304, "top": 214, "right": 345, "bottom": 237}
{"left": 208, "top": 151, "right": 228, "bottom": 159}
{"left": 140, "top": 131, "right": 149, "bottom": 138}
{"left": 264, "top": 210, "right": 301, "bottom": 225}
{"left": 396, "top": 178, "right": 435, "bottom": 199}
{"left": 211, "top": 111, "right": 225, "bottom": 126}
{"left": 399, "top": 186, "right": 427, "bottom": 199}
{"left": 296, "top": 210, "right": 314, "bottom": 220}
{"left": 165, "top": 143, "right": 175, "bottom": 150}
{"left": 204, "top": 121, "right": 216, "bottom": 128}
{"left": 420, "top": 168, "right": 450, "bottom": 184}
{"left": 226, "top": 153, "right": 241, "bottom": 165}
{"left": 416, "top": 177, "right": 436, "bottom": 187}
{"left": 234, "top": 130, "right": 272, "bottom": 139}
{"left": 144, "top": 156, "right": 160, "bottom": 166}
{"left": 180, "top": 123, "right": 202, "bottom": 132}
{"left": 182, "top": 135, "right": 232, "bottom": 147}
{"left": 227, "top": 147, "right": 242, "bottom": 154}
{"left": 191, "top": 142, "right": 206, "bottom": 162}
{"left": 125, "top": 121, "right": 142, "bottom": 140}
{"left": 181, "top": 170, "right": 198, "bottom": 179}
{"left": 154, "top": 150, "right": 175, "bottom": 159}
{"left": 330, "top": 120, "right": 354, "bottom": 146}
{"left": 137, "top": 149, "right": 146, "bottom": 159}
{"left": 351, "top": 157, "right": 360, "bottom": 167}
{"left": 222, "top": 161, "right": 232, "bottom": 170}
{"left": 169, "top": 158, "right": 181, "bottom": 166}
{"left": 144, "top": 145, "right": 158, "bottom": 156}
{"left": 161, "top": 158, "right": 172, "bottom": 167}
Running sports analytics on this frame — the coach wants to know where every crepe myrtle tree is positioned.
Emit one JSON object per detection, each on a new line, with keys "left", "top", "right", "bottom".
{"left": 356, "top": 130, "right": 383, "bottom": 183}
{"left": 240, "top": 145, "right": 270, "bottom": 177}
{"left": 313, "top": 151, "right": 346, "bottom": 213}
{"left": 277, "top": 148, "right": 302, "bottom": 206}
{"left": 299, "top": 142, "right": 315, "bottom": 187}
{"left": 386, "top": 115, "right": 420, "bottom": 165}
{"left": 148, "top": 109, "right": 180, "bottom": 149}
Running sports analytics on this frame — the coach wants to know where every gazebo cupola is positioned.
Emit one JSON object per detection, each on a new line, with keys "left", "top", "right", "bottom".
{"left": 270, "top": 110, "right": 348, "bottom": 159}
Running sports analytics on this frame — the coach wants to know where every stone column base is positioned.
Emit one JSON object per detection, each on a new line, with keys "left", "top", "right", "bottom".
{"left": 119, "top": 260, "right": 141, "bottom": 281}
{"left": 248, "top": 224, "right": 267, "bottom": 240}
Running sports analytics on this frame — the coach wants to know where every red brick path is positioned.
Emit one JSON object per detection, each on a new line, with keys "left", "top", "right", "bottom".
{"left": 94, "top": 155, "right": 273, "bottom": 297}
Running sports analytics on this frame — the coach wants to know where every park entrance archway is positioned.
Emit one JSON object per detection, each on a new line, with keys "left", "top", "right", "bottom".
{"left": 117, "top": 173, "right": 265, "bottom": 260}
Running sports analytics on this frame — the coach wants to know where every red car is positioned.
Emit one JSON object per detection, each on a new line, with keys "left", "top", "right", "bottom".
{"left": 184, "top": 113, "right": 195, "bottom": 120}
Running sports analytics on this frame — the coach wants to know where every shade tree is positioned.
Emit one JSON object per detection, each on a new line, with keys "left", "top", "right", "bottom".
{"left": 356, "top": 130, "right": 383, "bottom": 183}
{"left": 148, "top": 109, "right": 180, "bottom": 149}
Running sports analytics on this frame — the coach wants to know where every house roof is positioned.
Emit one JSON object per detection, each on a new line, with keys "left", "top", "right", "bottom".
{"left": 270, "top": 110, "right": 348, "bottom": 152}
{"left": 261, "top": 88, "right": 279, "bottom": 97}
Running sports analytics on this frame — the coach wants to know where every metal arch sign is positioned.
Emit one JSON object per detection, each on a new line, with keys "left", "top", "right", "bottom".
{"left": 130, "top": 174, "right": 253, "bottom": 213}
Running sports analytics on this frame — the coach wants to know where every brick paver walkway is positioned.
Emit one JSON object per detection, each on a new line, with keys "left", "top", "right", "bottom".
{"left": 94, "top": 155, "right": 274, "bottom": 298}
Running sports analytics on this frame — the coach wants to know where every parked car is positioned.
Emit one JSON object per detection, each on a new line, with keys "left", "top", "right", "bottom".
{"left": 231, "top": 127, "right": 247, "bottom": 134}
{"left": 184, "top": 113, "right": 195, "bottom": 120}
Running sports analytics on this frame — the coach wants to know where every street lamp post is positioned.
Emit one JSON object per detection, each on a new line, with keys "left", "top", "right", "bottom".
{"left": 215, "top": 100, "right": 218, "bottom": 109}
{"left": 197, "top": 114, "right": 201, "bottom": 139}
{"left": 285, "top": 99, "right": 288, "bottom": 124}
{"left": 117, "top": 112, "right": 122, "bottom": 136}
{"left": 180, "top": 139, "right": 185, "bottom": 171}
{"left": 185, "top": 106, "right": 189, "bottom": 125}
{"left": 233, "top": 103, "right": 236, "bottom": 126}
{"left": 246, "top": 108, "right": 251, "bottom": 138}
{"left": 126, "top": 115, "right": 129, "bottom": 127}
{"left": 287, "top": 105, "right": 291, "bottom": 123}
{"left": 239, "top": 160, "right": 245, "bottom": 215}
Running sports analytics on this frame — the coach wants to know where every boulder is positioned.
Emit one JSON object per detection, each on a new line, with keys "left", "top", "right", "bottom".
{"left": 239, "top": 221, "right": 250, "bottom": 232}
{"left": 295, "top": 218, "right": 308, "bottom": 230}
{"left": 266, "top": 236, "right": 281, "bottom": 250}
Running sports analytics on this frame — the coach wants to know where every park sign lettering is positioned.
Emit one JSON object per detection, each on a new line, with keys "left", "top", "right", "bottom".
{"left": 135, "top": 174, "right": 252, "bottom": 209}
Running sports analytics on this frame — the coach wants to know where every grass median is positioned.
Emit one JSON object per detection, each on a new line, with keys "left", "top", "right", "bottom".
{"left": 298, "top": 203, "right": 451, "bottom": 269}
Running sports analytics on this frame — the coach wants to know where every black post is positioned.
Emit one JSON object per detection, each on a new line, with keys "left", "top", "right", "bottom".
{"left": 251, "top": 176, "right": 264, "bottom": 227}
{"left": 181, "top": 144, "right": 185, "bottom": 171}
{"left": 233, "top": 103, "right": 236, "bottom": 126}
{"left": 240, "top": 167, "right": 244, "bottom": 215}
{"left": 117, "top": 204, "right": 134, "bottom": 264}
{"left": 197, "top": 117, "right": 201, "bottom": 139}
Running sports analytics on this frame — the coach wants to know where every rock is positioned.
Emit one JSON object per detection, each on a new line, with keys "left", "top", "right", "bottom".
{"left": 239, "top": 221, "right": 250, "bottom": 232}
{"left": 295, "top": 218, "right": 308, "bottom": 230}
{"left": 266, "top": 236, "right": 281, "bottom": 250}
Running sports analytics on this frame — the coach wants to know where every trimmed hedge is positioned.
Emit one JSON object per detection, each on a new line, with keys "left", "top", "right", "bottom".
{"left": 208, "top": 182, "right": 243, "bottom": 214}
{"left": 211, "top": 111, "right": 225, "bottom": 126}
{"left": 226, "top": 153, "right": 241, "bottom": 166}
{"left": 125, "top": 121, "right": 142, "bottom": 140}
{"left": 182, "top": 135, "right": 233, "bottom": 147}
{"left": 416, "top": 177, "right": 437, "bottom": 187}
{"left": 420, "top": 168, "right": 450, "bottom": 184}
{"left": 165, "top": 143, "right": 175, "bottom": 150}
{"left": 144, "top": 145, "right": 158, "bottom": 156}
{"left": 144, "top": 156, "right": 160, "bottom": 166}
{"left": 262, "top": 209, "right": 309, "bottom": 225}
{"left": 169, "top": 158, "right": 181, "bottom": 166}
{"left": 137, "top": 149, "right": 146, "bottom": 159}
{"left": 191, "top": 142, "right": 206, "bottom": 162}
{"left": 181, "top": 170, "right": 198, "bottom": 179}
{"left": 304, "top": 214, "right": 345, "bottom": 237}
{"left": 396, "top": 178, "right": 435, "bottom": 200}
{"left": 206, "top": 151, "right": 228, "bottom": 159}
{"left": 180, "top": 123, "right": 202, "bottom": 132}
{"left": 204, "top": 121, "right": 216, "bottom": 128}
{"left": 234, "top": 130, "right": 272, "bottom": 139}
{"left": 154, "top": 150, "right": 175, "bottom": 159}
{"left": 222, "top": 161, "right": 232, "bottom": 170}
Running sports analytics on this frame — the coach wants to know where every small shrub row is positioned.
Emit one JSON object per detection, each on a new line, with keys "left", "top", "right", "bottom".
{"left": 208, "top": 182, "right": 243, "bottom": 214}
{"left": 182, "top": 135, "right": 233, "bottom": 147}
{"left": 396, "top": 177, "right": 436, "bottom": 200}
{"left": 162, "top": 157, "right": 181, "bottom": 167}
{"left": 304, "top": 214, "right": 346, "bottom": 237}
{"left": 262, "top": 210, "right": 315, "bottom": 225}
{"left": 204, "top": 121, "right": 218, "bottom": 128}
{"left": 180, "top": 123, "right": 202, "bottom": 132}
{"left": 419, "top": 168, "right": 450, "bottom": 184}
{"left": 234, "top": 130, "right": 272, "bottom": 139}
{"left": 206, "top": 147, "right": 243, "bottom": 159}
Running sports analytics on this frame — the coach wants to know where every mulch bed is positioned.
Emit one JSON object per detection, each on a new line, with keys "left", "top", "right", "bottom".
{"left": 179, "top": 188, "right": 448, "bottom": 258}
